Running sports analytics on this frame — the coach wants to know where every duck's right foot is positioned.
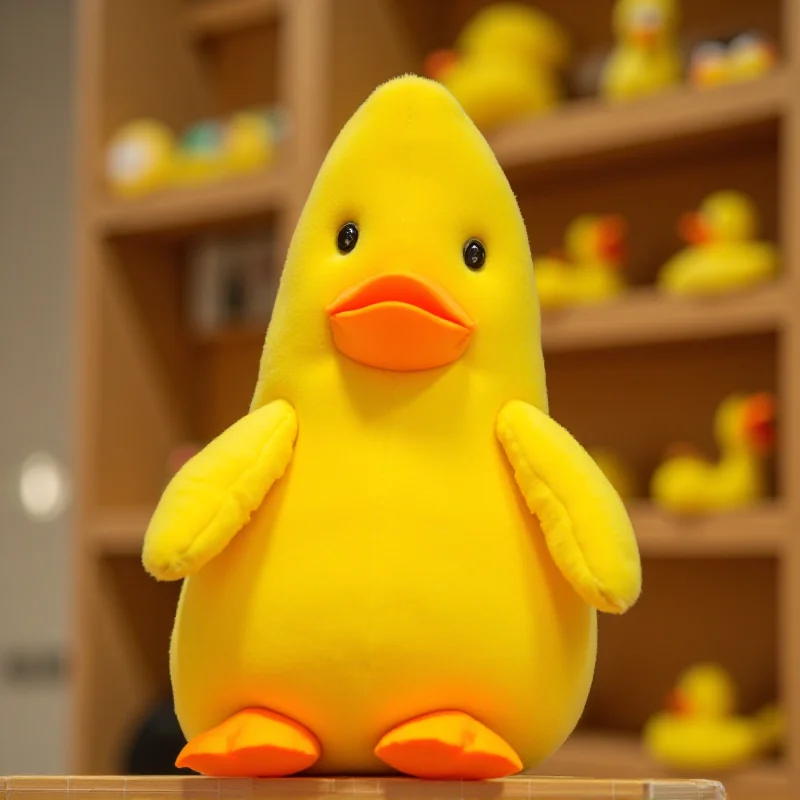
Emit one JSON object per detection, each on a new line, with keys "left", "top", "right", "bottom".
{"left": 375, "top": 710, "right": 522, "bottom": 780}
{"left": 176, "top": 708, "right": 320, "bottom": 777}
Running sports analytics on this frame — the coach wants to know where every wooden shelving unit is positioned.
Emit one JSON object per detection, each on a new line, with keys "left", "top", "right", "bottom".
{"left": 74, "top": 0, "right": 800, "bottom": 796}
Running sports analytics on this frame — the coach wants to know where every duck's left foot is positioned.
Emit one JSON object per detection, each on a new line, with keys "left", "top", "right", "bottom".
{"left": 374, "top": 710, "right": 522, "bottom": 780}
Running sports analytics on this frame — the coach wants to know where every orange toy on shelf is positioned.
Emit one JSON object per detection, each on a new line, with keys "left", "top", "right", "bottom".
{"left": 650, "top": 392, "right": 775, "bottom": 515}
{"left": 533, "top": 214, "right": 628, "bottom": 309}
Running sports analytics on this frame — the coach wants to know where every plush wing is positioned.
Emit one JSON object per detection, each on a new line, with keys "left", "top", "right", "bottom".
{"left": 143, "top": 399, "right": 297, "bottom": 581}
{"left": 497, "top": 399, "right": 641, "bottom": 613}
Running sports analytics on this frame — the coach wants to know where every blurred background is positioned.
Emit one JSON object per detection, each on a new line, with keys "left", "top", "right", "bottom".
{"left": 0, "top": 0, "right": 797, "bottom": 797}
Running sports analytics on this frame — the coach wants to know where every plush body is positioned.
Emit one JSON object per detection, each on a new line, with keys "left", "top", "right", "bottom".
{"left": 143, "top": 76, "right": 640, "bottom": 779}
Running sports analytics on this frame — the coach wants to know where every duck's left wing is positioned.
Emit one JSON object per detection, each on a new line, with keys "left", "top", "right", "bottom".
{"left": 497, "top": 399, "right": 641, "bottom": 613}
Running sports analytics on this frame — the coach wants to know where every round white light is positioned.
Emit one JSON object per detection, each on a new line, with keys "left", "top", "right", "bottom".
{"left": 19, "top": 452, "right": 70, "bottom": 522}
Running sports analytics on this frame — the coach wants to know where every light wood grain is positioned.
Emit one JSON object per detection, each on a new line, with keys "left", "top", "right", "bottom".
{"left": 533, "top": 732, "right": 784, "bottom": 800}
{"left": 0, "top": 774, "right": 725, "bottom": 800}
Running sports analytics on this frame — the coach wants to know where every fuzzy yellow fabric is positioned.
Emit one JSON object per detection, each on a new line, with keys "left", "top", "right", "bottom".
{"left": 152, "top": 75, "right": 641, "bottom": 777}
{"left": 142, "top": 399, "right": 297, "bottom": 581}
{"left": 497, "top": 400, "right": 641, "bottom": 614}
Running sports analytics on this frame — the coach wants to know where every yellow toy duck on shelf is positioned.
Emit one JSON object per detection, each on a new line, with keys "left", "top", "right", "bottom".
{"left": 644, "top": 663, "right": 785, "bottom": 770}
{"left": 657, "top": 191, "right": 780, "bottom": 295}
{"left": 142, "top": 76, "right": 641, "bottom": 780}
{"left": 689, "top": 32, "right": 778, "bottom": 89}
{"left": 600, "top": 0, "right": 682, "bottom": 102}
{"left": 650, "top": 392, "right": 775, "bottom": 515}
{"left": 534, "top": 215, "right": 628, "bottom": 309}
{"left": 425, "top": 3, "right": 570, "bottom": 130}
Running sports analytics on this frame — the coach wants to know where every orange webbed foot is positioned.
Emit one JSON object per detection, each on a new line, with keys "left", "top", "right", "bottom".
{"left": 176, "top": 708, "right": 320, "bottom": 777}
{"left": 375, "top": 710, "right": 522, "bottom": 780}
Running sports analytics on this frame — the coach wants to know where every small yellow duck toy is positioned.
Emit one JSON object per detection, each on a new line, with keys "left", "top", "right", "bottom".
{"left": 105, "top": 119, "right": 176, "bottom": 198}
{"left": 650, "top": 392, "right": 775, "bottom": 515}
{"left": 657, "top": 191, "right": 780, "bottom": 295}
{"left": 600, "top": 0, "right": 682, "bottom": 102}
{"left": 689, "top": 32, "right": 778, "bottom": 89}
{"left": 143, "top": 76, "right": 641, "bottom": 780}
{"left": 589, "top": 449, "right": 637, "bottom": 500}
{"left": 644, "top": 663, "right": 785, "bottom": 770}
{"left": 424, "top": 3, "right": 570, "bottom": 129}
{"left": 534, "top": 215, "right": 628, "bottom": 309}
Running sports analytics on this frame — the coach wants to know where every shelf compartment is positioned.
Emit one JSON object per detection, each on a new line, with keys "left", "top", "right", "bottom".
{"left": 489, "top": 71, "right": 788, "bottom": 177}
{"left": 541, "top": 283, "right": 785, "bottom": 353}
{"left": 94, "top": 169, "right": 288, "bottom": 237}
{"left": 630, "top": 502, "right": 786, "bottom": 557}
{"left": 534, "top": 732, "right": 786, "bottom": 800}
{"left": 185, "top": 0, "right": 284, "bottom": 40}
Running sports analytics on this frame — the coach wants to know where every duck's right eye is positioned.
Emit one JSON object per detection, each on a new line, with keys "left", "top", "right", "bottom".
{"left": 337, "top": 222, "right": 359, "bottom": 253}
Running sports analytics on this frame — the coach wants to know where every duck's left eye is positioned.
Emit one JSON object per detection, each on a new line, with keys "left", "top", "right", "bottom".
{"left": 463, "top": 238, "right": 486, "bottom": 271}
{"left": 337, "top": 222, "right": 359, "bottom": 253}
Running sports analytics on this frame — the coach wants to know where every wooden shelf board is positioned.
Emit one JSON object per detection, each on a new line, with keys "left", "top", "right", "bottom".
{"left": 534, "top": 732, "right": 786, "bottom": 799}
{"left": 91, "top": 503, "right": 786, "bottom": 559}
{"left": 90, "top": 508, "right": 152, "bottom": 555}
{"left": 185, "top": 0, "right": 284, "bottom": 39}
{"left": 541, "top": 283, "right": 786, "bottom": 354}
{"left": 195, "top": 284, "right": 785, "bottom": 352}
{"left": 490, "top": 71, "right": 788, "bottom": 175}
{"left": 629, "top": 502, "right": 786, "bottom": 558}
{"left": 94, "top": 169, "right": 287, "bottom": 238}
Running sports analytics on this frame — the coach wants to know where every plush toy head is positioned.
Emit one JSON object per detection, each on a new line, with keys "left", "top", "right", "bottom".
{"left": 252, "top": 74, "right": 547, "bottom": 413}
{"left": 613, "top": 0, "right": 679, "bottom": 48}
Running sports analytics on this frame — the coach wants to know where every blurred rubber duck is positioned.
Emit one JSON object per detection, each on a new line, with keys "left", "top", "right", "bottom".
{"left": 424, "top": 3, "right": 569, "bottom": 130}
{"left": 650, "top": 392, "right": 775, "bottom": 515}
{"left": 105, "top": 119, "right": 176, "bottom": 198}
{"left": 601, "top": 0, "right": 682, "bottom": 102}
{"left": 658, "top": 191, "right": 779, "bottom": 296}
{"left": 590, "top": 449, "right": 637, "bottom": 500}
{"left": 689, "top": 32, "right": 778, "bottom": 89}
{"left": 534, "top": 215, "right": 628, "bottom": 308}
{"left": 644, "top": 663, "right": 785, "bottom": 770}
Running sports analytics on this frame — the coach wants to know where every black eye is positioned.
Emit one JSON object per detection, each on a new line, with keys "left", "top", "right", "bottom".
{"left": 463, "top": 238, "right": 486, "bottom": 271}
{"left": 337, "top": 222, "right": 359, "bottom": 253}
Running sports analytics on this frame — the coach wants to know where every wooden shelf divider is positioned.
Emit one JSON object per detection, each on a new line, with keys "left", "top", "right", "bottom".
{"left": 185, "top": 0, "right": 285, "bottom": 40}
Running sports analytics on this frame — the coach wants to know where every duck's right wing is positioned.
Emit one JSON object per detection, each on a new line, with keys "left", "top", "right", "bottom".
{"left": 142, "top": 399, "right": 297, "bottom": 581}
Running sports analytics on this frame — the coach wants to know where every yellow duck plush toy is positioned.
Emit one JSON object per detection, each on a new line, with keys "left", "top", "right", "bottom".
{"left": 600, "top": 0, "right": 682, "bottom": 102}
{"left": 650, "top": 392, "right": 775, "bottom": 514}
{"left": 142, "top": 75, "right": 641, "bottom": 780}
{"left": 657, "top": 191, "right": 780, "bottom": 295}
{"left": 534, "top": 215, "right": 628, "bottom": 309}
{"left": 425, "top": 3, "right": 570, "bottom": 130}
{"left": 644, "top": 663, "right": 785, "bottom": 770}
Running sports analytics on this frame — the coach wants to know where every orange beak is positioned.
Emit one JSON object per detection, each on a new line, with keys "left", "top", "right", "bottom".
{"left": 423, "top": 49, "right": 459, "bottom": 82}
{"left": 632, "top": 26, "right": 660, "bottom": 48}
{"left": 678, "top": 211, "right": 714, "bottom": 245}
{"left": 596, "top": 215, "right": 628, "bottom": 266}
{"left": 742, "top": 392, "right": 776, "bottom": 454}
{"left": 666, "top": 688, "right": 692, "bottom": 716}
{"left": 327, "top": 273, "right": 474, "bottom": 372}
